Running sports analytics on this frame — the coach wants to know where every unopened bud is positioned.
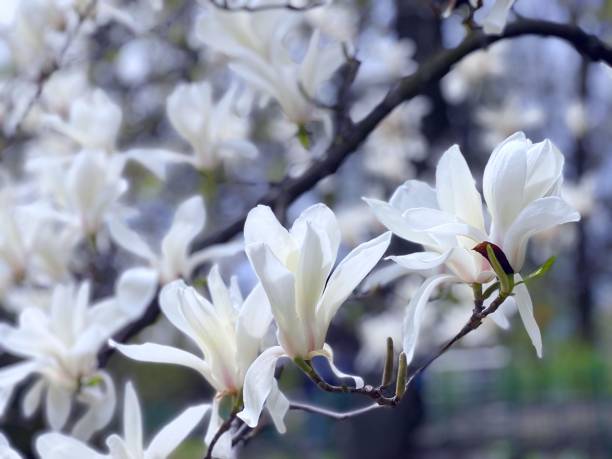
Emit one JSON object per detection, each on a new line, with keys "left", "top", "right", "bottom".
{"left": 395, "top": 352, "right": 408, "bottom": 399}
{"left": 381, "top": 337, "right": 394, "bottom": 387}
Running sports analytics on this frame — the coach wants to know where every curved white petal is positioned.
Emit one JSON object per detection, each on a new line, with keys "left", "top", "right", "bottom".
{"left": 387, "top": 250, "right": 452, "bottom": 272}
{"left": 123, "top": 148, "right": 191, "bottom": 180}
{"left": 513, "top": 278, "right": 543, "bottom": 358}
{"left": 482, "top": 0, "right": 517, "bottom": 35}
{"left": 110, "top": 341, "right": 212, "bottom": 381}
{"left": 45, "top": 384, "right": 72, "bottom": 431}
{"left": 236, "top": 283, "right": 273, "bottom": 372}
{"left": 313, "top": 343, "right": 365, "bottom": 389}
{"left": 363, "top": 198, "right": 433, "bottom": 246}
{"left": 318, "top": 232, "right": 391, "bottom": 331}
{"left": 503, "top": 196, "right": 580, "bottom": 270}
{"left": 389, "top": 180, "right": 438, "bottom": 211}
{"left": 0, "top": 361, "right": 38, "bottom": 415}
{"left": 115, "top": 268, "right": 159, "bottom": 319}
{"left": 403, "top": 274, "right": 458, "bottom": 364}
{"left": 108, "top": 218, "right": 157, "bottom": 262}
{"left": 290, "top": 203, "right": 340, "bottom": 268}
{"left": 265, "top": 378, "right": 289, "bottom": 434}
{"left": 147, "top": 403, "right": 209, "bottom": 458}
{"left": 237, "top": 346, "right": 287, "bottom": 428}
{"left": 436, "top": 145, "right": 484, "bottom": 230}
{"left": 123, "top": 382, "right": 143, "bottom": 454}
{"left": 23, "top": 379, "right": 45, "bottom": 418}
{"left": 245, "top": 243, "right": 304, "bottom": 356}
{"left": 244, "top": 205, "right": 295, "bottom": 264}
{"left": 35, "top": 433, "right": 105, "bottom": 459}
{"left": 483, "top": 132, "right": 528, "bottom": 240}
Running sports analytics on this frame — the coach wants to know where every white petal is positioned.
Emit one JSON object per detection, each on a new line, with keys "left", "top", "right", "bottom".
{"left": 115, "top": 268, "right": 159, "bottom": 319}
{"left": 483, "top": 132, "right": 528, "bottom": 239}
{"left": 244, "top": 205, "right": 295, "bottom": 265}
{"left": 22, "top": 379, "right": 45, "bottom": 418}
{"left": 318, "top": 232, "right": 391, "bottom": 332}
{"left": 513, "top": 279, "right": 543, "bottom": 358}
{"left": 236, "top": 283, "right": 273, "bottom": 372}
{"left": 159, "top": 280, "right": 195, "bottom": 338}
{"left": 187, "top": 240, "right": 244, "bottom": 274}
{"left": 108, "top": 218, "right": 157, "bottom": 262}
{"left": 389, "top": 180, "right": 438, "bottom": 211}
{"left": 147, "top": 403, "right": 209, "bottom": 457}
{"left": 0, "top": 361, "right": 38, "bottom": 416}
{"left": 207, "top": 265, "right": 235, "bottom": 318}
{"left": 435, "top": 145, "right": 484, "bottom": 230}
{"left": 387, "top": 250, "right": 452, "bottom": 272}
{"left": 265, "top": 378, "right": 289, "bottom": 434}
{"left": 315, "top": 343, "right": 364, "bottom": 389}
{"left": 290, "top": 203, "right": 341, "bottom": 268}
{"left": 237, "top": 346, "right": 287, "bottom": 428}
{"left": 110, "top": 341, "right": 212, "bottom": 381}
{"left": 45, "top": 385, "right": 72, "bottom": 431}
{"left": 123, "top": 148, "right": 191, "bottom": 180}
{"left": 363, "top": 198, "right": 433, "bottom": 246}
{"left": 403, "top": 274, "right": 458, "bottom": 364}
{"left": 72, "top": 373, "right": 116, "bottom": 441}
{"left": 245, "top": 243, "right": 304, "bottom": 357}
{"left": 503, "top": 196, "right": 580, "bottom": 270}
{"left": 482, "top": 0, "right": 517, "bottom": 35}
{"left": 123, "top": 382, "right": 143, "bottom": 453}
{"left": 35, "top": 433, "right": 105, "bottom": 459}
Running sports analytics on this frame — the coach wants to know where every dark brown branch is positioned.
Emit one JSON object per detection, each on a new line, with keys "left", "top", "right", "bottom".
{"left": 192, "top": 18, "right": 612, "bottom": 250}
{"left": 100, "top": 18, "right": 612, "bottom": 365}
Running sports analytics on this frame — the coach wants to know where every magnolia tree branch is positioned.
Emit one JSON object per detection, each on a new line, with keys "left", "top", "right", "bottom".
{"left": 98, "top": 18, "right": 612, "bottom": 366}
{"left": 100, "top": 18, "right": 612, "bottom": 368}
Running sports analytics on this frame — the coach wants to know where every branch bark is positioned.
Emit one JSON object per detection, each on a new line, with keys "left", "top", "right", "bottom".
{"left": 101, "top": 18, "right": 612, "bottom": 365}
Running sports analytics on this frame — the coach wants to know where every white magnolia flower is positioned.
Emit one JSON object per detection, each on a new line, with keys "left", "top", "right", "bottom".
{"left": 43, "top": 89, "right": 123, "bottom": 153}
{"left": 36, "top": 382, "right": 209, "bottom": 459}
{"left": 166, "top": 82, "right": 257, "bottom": 171}
{"left": 230, "top": 30, "right": 343, "bottom": 128}
{"left": 112, "top": 266, "right": 287, "bottom": 457}
{"left": 110, "top": 196, "right": 242, "bottom": 285}
{"left": 29, "top": 150, "right": 128, "bottom": 239}
{"left": 0, "top": 269, "right": 156, "bottom": 439}
{"left": 366, "top": 132, "right": 580, "bottom": 362}
{"left": 481, "top": 0, "right": 517, "bottom": 35}
{"left": 238, "top": 204, "right": 391, "bottom": 429}
{"left": 197, "top": 7, "right": 342, "bottom": 127}
{"left": 0, "top": 433, "right": 22, "bottom": 459}
{"left": 196, "top": 7, "right": 299, "bottom": 66}
{"left": 38, "top": 88, "right": 177, "bottom": 180}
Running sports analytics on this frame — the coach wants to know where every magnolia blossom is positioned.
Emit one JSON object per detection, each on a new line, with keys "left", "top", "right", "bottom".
{"left": 0, "top": 269, "right": 156, "bottom": 439}
{"left": 366, "top": 132, "right": 580, "bottom": 362}
{"left": 197, "top": 7, "right": 343, "bottom": 128}
{"left": 481, "top": 0, "right": 517, "bottom": 35}
{"left": 166, "top": 82, "right": 257, "bottom": 170}
{"left": 238, "top": 204, "right": 391, "bottom": 429}
{"left": 37, "top": 88, "right": 179, "bottom": 180}
{"left": 110, "top": 196, "right": 242, "bottom": 284}
{"left": 29, "top": 150, "right": 129, "bottom": 239}
{"left": 43, "top": 89, "right": 123, "bottom": 153}
{"left": 36, "top": 382, "right": 209, "bottom": 459}
{"left": 112, "top": 266, "right": 288, "bottom": 457}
